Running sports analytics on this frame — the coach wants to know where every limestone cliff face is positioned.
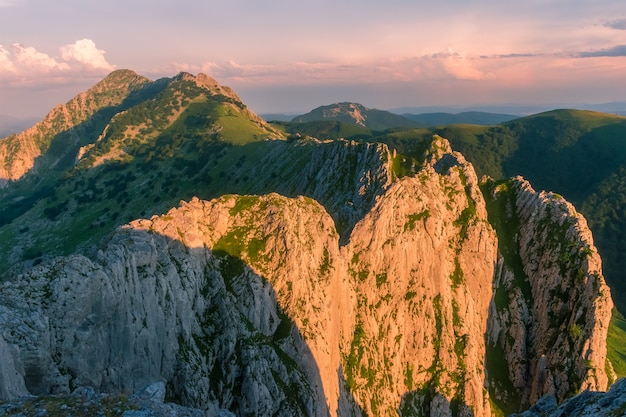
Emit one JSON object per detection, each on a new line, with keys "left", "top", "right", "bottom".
{"left": 0, "top": 137, "right": 614, "bottom": 417}
{"left": 0, "top": 194, "right": 335, "bottom": 416}
{"left": 342, "top": 136, "right": 497, "bottom": 416}
{"left": 0, "top": 137, "right": 496, "bottom": 416}
{"left": 486, "top": 177, "right": 613, "bottom": 411}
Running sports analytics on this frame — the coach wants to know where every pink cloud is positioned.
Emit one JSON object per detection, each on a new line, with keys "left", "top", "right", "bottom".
{"left": 0, "top": 44, "right": 68, "bottom": 75}
{"left": 162, "top": 49, "right": 495, "bottom": 86}
{"left": 0, "top": 40, "right": 115, "bottom": 87}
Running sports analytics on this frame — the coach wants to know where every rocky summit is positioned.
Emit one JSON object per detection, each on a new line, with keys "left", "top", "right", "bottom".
{"left": 0, "top": 71, "right": 619, "bottom": 416}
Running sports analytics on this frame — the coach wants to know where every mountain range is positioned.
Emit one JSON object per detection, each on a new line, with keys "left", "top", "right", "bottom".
{"left": 0, "top": 70, "right": 624, "bottom": 417}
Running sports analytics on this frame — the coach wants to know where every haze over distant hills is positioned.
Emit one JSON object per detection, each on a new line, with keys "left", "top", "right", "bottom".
{"left": 403, "top": 111, "right": 518, "bottom": 126}
{"left": 391, "top": 102, "right": 626, "bottom": 117}
{"left": 0, "top": 115, "right": 39, "bottom": 138}
{"left": 259, "top": 102, "right": 626, "bottom": 127}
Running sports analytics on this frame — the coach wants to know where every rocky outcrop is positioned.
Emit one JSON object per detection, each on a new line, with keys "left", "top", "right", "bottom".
{"left": 344, "top": 136, "right": 497, "bottom": 416}
{"left": 266, "top": 138, "right": 393, "bottom": 238}
{"left": 0, "top": 136, "right": 614, "bottom": 417}
{"left": 0, "top": 194, "right": 334, "bottom": 416}
{"left": 486, "top": 177, "right": 613, "bottom": 412}
{"left": 0, "top": 381, "right": 206, "bottom": 416}
{"left": 0, "top": 334, "right": 27, "bottom": 400}
{"left": 511, "top": 378, "right": 626, "bottom": 417}
{"left": 0, "top": 136, "right": 495, "bottom": 416}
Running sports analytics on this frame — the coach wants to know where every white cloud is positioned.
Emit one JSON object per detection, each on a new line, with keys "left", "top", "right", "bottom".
{"left": 60, "top": 39, "right": 115, "bottom": 70}
{"left": 0, "top": 45, "right": 15, "bottom": 72}
{"left": 0, "top": 44, "right": 69, "bottom": 85}
{"left": 0, "top": 39, "right": 115, "bottom": 87}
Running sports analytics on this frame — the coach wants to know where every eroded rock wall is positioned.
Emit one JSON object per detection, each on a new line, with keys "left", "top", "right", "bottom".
{"left": 486, "top": 177, "right": 613, "bottom": 411}
{"left": 0, "top": 137, "right": 615, "bottom": 417}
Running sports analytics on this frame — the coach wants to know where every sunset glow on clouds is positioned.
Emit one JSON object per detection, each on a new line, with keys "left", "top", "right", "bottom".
{"left": 2, "top": 0, "right": 626, "bottom": 117}
{"left": 0, "top": 39, "right": 115, "bottom": 87}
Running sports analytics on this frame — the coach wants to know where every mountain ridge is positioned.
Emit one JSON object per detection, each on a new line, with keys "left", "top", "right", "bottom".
{"left": 0, "top": 71, "right": 618, "bottom": 416}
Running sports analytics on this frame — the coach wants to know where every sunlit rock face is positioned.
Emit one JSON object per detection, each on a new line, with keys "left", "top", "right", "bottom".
{"left": 486, "top": 177, "right": 613, "bottom": 412}
{"left": 0, "top": 137, "right": 613, "bottom": 417}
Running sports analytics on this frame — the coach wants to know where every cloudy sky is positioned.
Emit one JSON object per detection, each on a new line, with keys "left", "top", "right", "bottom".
{"left": 2, "top": 0, "right": 626, "bottom": 118}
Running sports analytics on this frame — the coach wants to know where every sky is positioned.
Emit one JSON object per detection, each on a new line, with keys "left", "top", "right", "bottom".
{"left": 2, "top": 0, "right": 626, "bottom": 118}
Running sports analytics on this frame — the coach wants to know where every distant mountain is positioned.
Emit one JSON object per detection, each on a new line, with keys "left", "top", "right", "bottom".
{"left": 0, "top": 70, "right": 283, "bottom": 272}
{"left": 260, "top": 113, "right": 299, "bottom": 122}
{"left": 403, "top": 111, "right": 518, "bottom": 126}
{"left": 0, "top": 70, "right": 280, "bottom": 188}
{"left": 394, "top": 102, "right": 626, "bottom": 117}
{"left": 292, "top": 102, "right": 421, "bottom": 130}
{"left": 567, "top": 101, "right": 626, "bottom": 116}
{"left": 391, "top": 104, "right": 554, "bottom": 116}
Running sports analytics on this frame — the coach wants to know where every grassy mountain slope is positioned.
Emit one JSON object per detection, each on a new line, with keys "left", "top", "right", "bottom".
{"left": 273, "top": 119, "right": 379, "bottom": 141}
{"left": 0, "top": 71, "right": 284, "bottom": 275}
{"left": 0, "top": 70, "right": 152, "bottom": 185}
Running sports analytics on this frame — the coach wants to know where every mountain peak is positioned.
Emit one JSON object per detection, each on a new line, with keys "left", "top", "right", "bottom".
{"left": 326, "top": 102, "right": 369, "bottom": 126}
{"left": 292, "top": 102, "right": 420, "bottom": 130}
{"left": 171, "top": 71, "right": 242, "bottom": 103}
{"left": 92, "top": 69, "right": 150, "bottom": 93}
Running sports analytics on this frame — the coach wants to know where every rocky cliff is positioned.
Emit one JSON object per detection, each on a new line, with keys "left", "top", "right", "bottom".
{"left": 485, "top": 177, "right": 613, "bottom": 414}
{"left": 511, "top": 377, "right": 626, "bottom": 417}
{"left": 0, "top": 136, "right": 614, "bottom": 417}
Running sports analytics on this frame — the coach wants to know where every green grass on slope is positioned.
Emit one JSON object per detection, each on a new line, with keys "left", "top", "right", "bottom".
{"left": 282, "top": 120, "right": 376, "bottom": 141}
{"left": 0, "top": 137, "right": 321, "bottom": 276}
{"left": 608, "top": 308, "right": 626, "bottom": 378}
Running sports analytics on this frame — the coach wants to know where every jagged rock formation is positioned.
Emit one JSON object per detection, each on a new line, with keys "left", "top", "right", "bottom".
{"left": 0, "top": 381, "right": 206, "bottom": 416}
{"left": 485, "top": 177, "right": 613, "bottom": 413}
{"left": 0, "top": 136, "right": 496, "bottom": 416}
{"left": 511, "top": 378, "right": 626, "bottom": 417}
